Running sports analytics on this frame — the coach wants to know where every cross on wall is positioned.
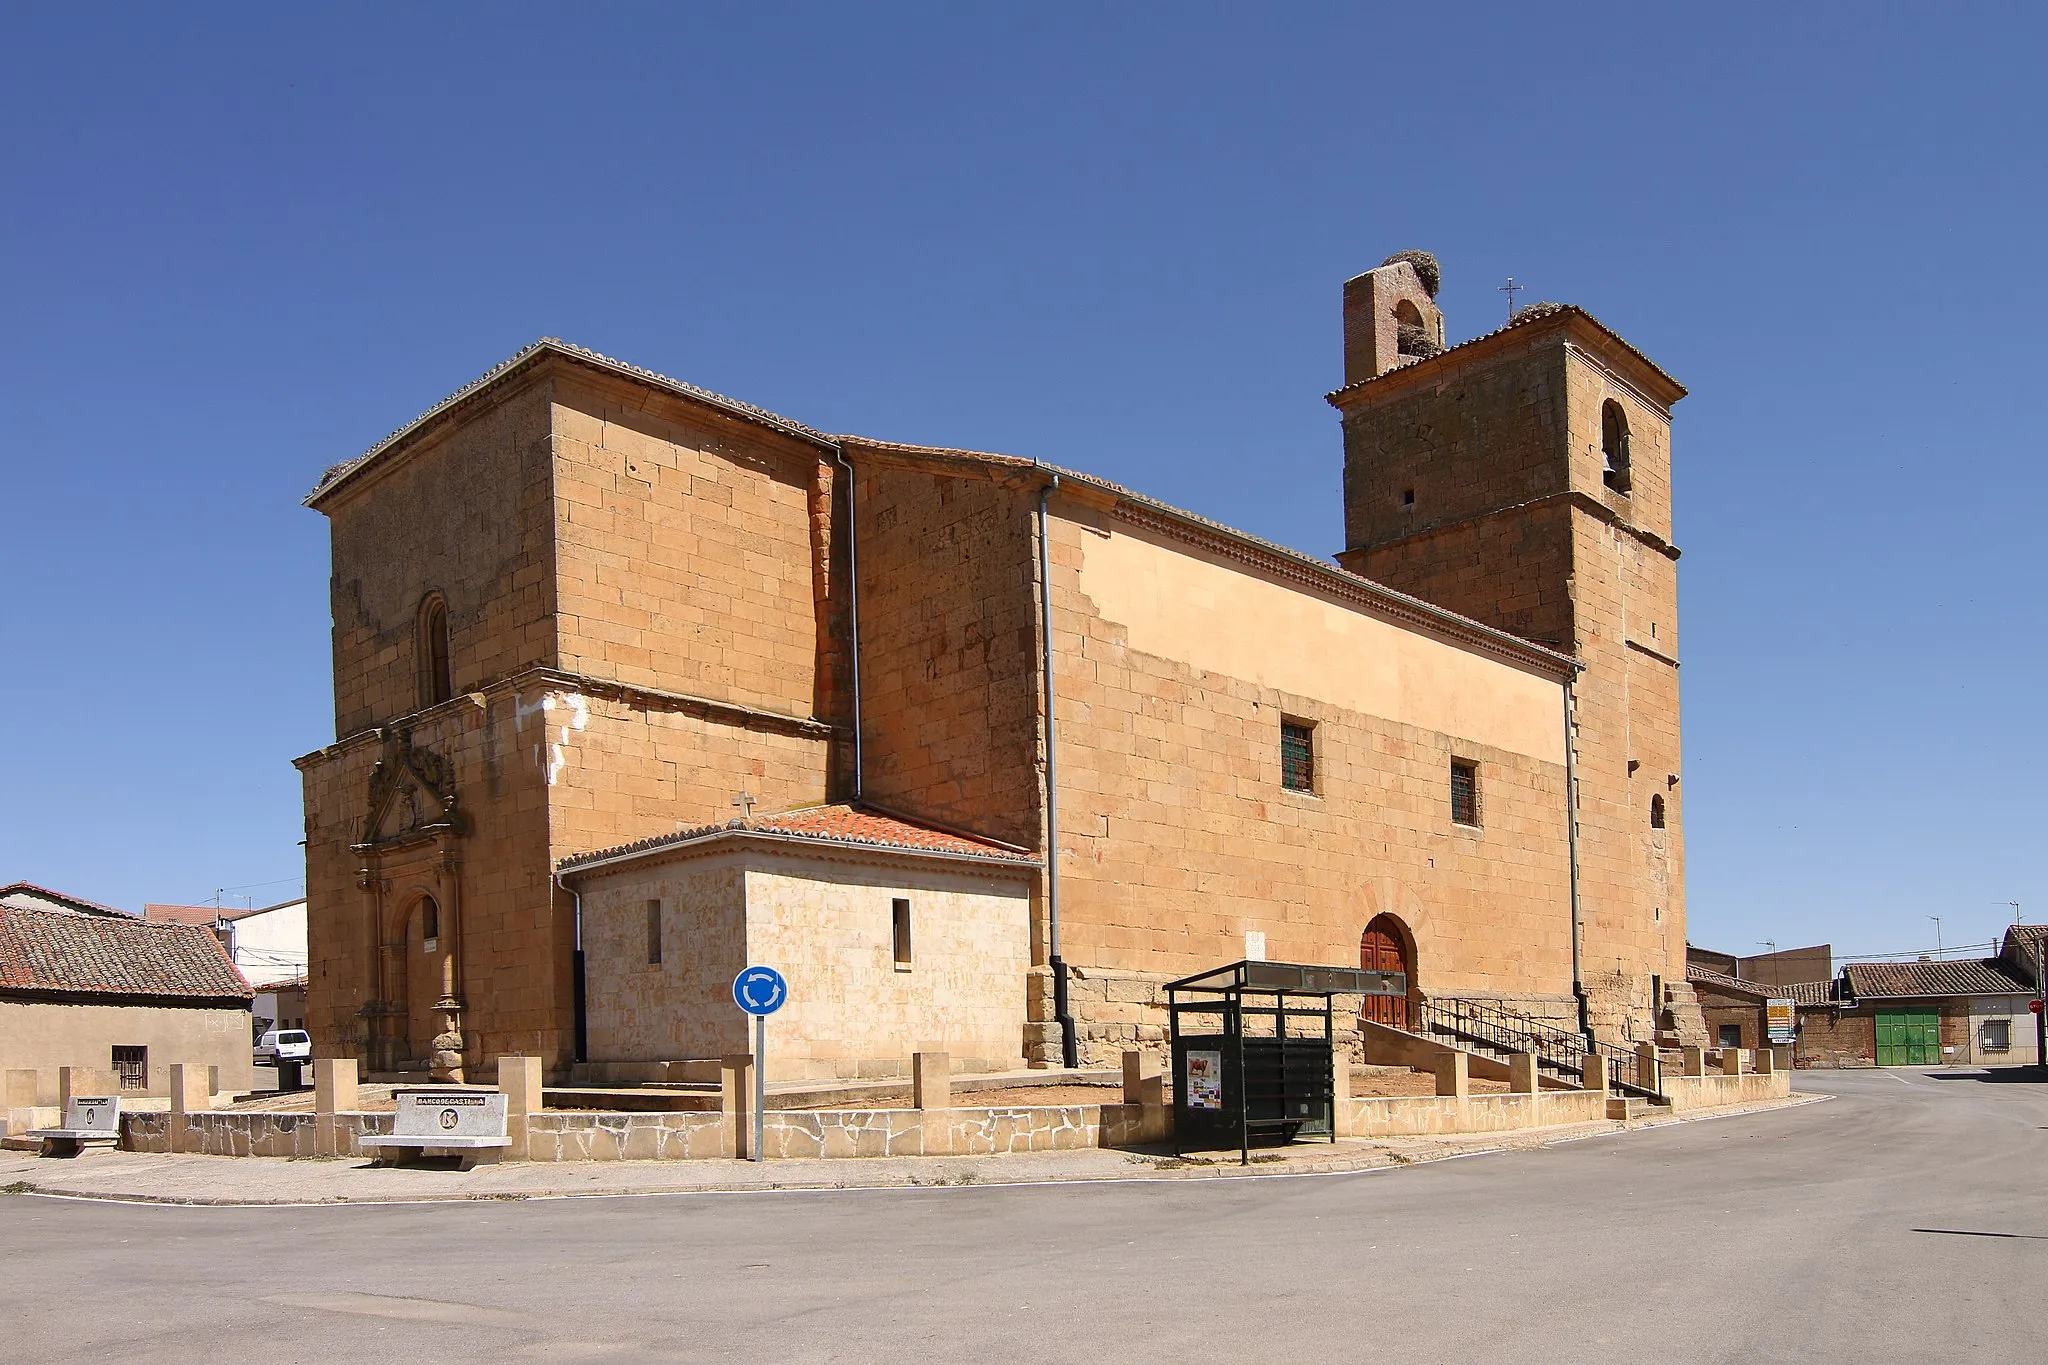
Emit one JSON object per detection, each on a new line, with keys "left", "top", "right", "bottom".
{"left": 732, "top": 791, "right": 756, "bottom": 819}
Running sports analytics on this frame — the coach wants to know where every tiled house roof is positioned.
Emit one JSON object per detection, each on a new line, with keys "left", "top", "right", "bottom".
{"left": 0, "top": 905, "right": 253, "bottom": 1003}
{"left": 1842, "top": 958, "right": 2033, "bottom": 1000}
{"left": 0, "top": 881, "right": 131, "bottom": 919}
{"left": 560, "top": 804, "right": 1041, "bottom": 875}
{"left": 1688, "top": 965, "right": 1842, "bottom": 1007}
{"left": 143, "top": 903, "right": 227, "bottom": 927}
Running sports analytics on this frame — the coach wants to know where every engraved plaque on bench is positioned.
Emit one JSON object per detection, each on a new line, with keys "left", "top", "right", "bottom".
{"left": 393, "top": 1089, "right": 507, "bottom": 1140}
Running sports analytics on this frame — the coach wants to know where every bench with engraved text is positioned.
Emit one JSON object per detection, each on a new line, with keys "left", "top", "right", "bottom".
{"left": 357, "top": 1089, "right": 510, "bottom": 1170}
{"left": 25, "top": 1096, "right": 121, "bottom": 1157}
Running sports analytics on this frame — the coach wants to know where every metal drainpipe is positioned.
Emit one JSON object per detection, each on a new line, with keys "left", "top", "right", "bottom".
{"left": 555, "top": 872, "right": 587, "bottom": 1064}
{"left": 830, "top": 443, "right": 864, "bottom": 800}
{"left": 1037, "top": 472, "right": 1079, "bottom": 1068}
{"left": 1566, "top": 675, "right": 1591, "bottom": 1045}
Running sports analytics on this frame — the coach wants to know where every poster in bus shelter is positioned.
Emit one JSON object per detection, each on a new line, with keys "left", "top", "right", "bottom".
{"left": 1185, "top": 1051, "right": 1223, "bottom": 1109}
{"left": 1766, "top": 999, "right": 1796, "bottom": 1045}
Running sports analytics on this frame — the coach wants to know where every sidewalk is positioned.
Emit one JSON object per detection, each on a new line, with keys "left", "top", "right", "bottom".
{"left": 0, "top": 1093, "right": 1821, "bottom": 1206}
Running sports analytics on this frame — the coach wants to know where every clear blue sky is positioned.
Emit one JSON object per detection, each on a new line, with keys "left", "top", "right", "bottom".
{"left": 2, "top": 6, "right": 2041, "bottom": 960}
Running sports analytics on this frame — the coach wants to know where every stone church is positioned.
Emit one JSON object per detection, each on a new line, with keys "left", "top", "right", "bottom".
{"left": 297, "top": 251, "right": 1698, "bottom": 1080}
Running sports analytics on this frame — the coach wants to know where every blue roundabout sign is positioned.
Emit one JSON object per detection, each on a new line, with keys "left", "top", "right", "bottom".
{"left": 732, "top": 965, "right": 788, "bottom": 1016}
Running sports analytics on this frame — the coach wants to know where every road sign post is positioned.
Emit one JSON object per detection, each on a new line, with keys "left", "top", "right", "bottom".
{"left": 732, "top": 966, "right": 787, "bottom": 1162}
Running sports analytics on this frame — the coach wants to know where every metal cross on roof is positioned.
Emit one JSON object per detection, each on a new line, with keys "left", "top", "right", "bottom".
{"left": 732, "top": 791, "right": 756, "bottom": 818}
{"left": 1498, "top": 276, "right": 1524, "bottom": 322}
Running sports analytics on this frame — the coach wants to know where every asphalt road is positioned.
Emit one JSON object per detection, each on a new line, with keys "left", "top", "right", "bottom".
{"left": 3, "top": 1069, "right": 2042, "bottom": 1364}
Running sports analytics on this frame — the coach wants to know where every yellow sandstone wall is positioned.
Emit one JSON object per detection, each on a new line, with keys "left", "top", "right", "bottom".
{"left": 0, "top": 1000, "right": 254, "bottom": 1101}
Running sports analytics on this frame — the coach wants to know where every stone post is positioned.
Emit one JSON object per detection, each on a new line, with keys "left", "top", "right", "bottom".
{"left": 1330, "top": 1050, "right": 1352, "bottom": 1137}
{"left": 1754, "top": 1046, "right": 1777, "bottom": 1075}
{"left": 497, "top": 1054, "right": 543, "bottom": 1162}
{"left": 1121, "top": 1049, "right": 1148, "bottom": 1105}
{"left": 1636, "top": 1042, "right": 1661, "bottom": 1092}
{"left": 1434, "top": 1051, "right": 1469, "bottom": 1099}
{"left": 1722, "top": 1047, "right": 1746, "bottom": 1076}
{"left": 720, "top": 1053, "right": 754, "bottom": 1160}
{"left": 59, "top": 1066, "right": 114, "bottom": 1109}
{"left": 314, "top": 1057, "right": 359, "bottom": 1157}
{"left": 1581, "top": 1053, "right": 1608, "bottom": 1093}
{"left": 170, "top": 1062, "right": 210, "bottom": 1154}
{"left": 1682, "top": 1046, "right": 1706, "bottom": 1078}
{"left": 5, "top": 1069, "right": 37, "bottom": 1109}
{"left": 1508, "top": 1053, "right": 1540, "bottom": 1095}
{"left": 912, "top": 1052, "right": 952, "bottom": 1110}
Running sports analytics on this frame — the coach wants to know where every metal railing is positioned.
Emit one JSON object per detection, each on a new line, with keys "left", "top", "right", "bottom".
{"left": 1412, "top": 997, "right": 1664, "bottom": 1100}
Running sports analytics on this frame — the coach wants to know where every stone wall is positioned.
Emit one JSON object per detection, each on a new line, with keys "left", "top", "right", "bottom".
{"left": 1045, "top": 502, "right": 1576, "bottom": 1062}
{"left": 0, "top": 1001, "right": 253, "bottom": 1102}
{"left": 1342, "top": 1089, "right": 1608, "bottom": 1137}
{"left": 1659, "top": 1069, "right": 1791, "bottom": 1112}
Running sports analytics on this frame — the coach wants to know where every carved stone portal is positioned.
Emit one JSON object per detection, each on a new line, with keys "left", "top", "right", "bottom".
{"left": 360, "top": 728, "right": 464, "bottom": 848}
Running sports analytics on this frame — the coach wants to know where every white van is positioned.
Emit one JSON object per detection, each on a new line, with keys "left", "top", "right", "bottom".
{"left": 254, "top": 1030, "right": 311, "bottom": 1064}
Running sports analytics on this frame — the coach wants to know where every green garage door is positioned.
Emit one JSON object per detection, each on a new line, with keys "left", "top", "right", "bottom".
{"left": 1874, "top": 1010, "right": 1940, "bottom": 1066}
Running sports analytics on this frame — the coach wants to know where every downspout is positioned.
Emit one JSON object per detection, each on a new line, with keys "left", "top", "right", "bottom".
{"left": 1036, "top": 471, "right": 1079, "bottom": 1068}
{"left": 556, "top": 871, "right": 587, "bottom": 1064}
{"left": 830, "top": 443, "right": 864, "bottom": 800}
{"left": 1565, "top": 674, "right": 1590, "bottom": 1044}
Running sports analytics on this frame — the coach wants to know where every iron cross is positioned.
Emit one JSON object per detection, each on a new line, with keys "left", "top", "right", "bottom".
{"left": 1498, "top": 276, "right": 1524, "bottom": 321}
{"left": 733, "top": 791, "right": 756, "bottom": 818}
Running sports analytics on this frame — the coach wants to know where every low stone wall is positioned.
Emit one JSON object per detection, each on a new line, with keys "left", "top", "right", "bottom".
{"left": 1341, "top": 1089, "right": 1609, "bottom": 1137}
{"left": 1659, "top": 1070, "right": 1791, "bottom": 1112}
{"left": 116, "top": 1103, "right": 1170, "bottom": 1162}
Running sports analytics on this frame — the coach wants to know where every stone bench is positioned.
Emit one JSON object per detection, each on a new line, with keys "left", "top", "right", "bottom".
{"left": 25, "top": 1096, "right": 120, "bottom": 1157}
{"left": 357, "top": 1089, "right": 511, "bottom": 1170}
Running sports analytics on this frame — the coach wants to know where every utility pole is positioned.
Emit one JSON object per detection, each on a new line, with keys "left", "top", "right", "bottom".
{"left": 1928, "top": 916, "right": 1942, "bottom": 956}
{"left": 2016, "top": 902, "right": 2043, "bottom": 1070}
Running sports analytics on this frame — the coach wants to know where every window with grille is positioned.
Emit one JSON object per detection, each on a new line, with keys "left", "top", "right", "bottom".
{"left": 893, "top": 898, "right": 913, "bottom": 971}
{"left": 1450, "top": 760, "right": 1480, "bottom": 827}
{"left": 111, "top": 1046, "right": 147, "bottom": 1091}
{"left": 1983, "top": 1019, "right": 2011, "bottom": 1052}
{"left": 1281, "top": 720, "right": 1315, "bottom": 793}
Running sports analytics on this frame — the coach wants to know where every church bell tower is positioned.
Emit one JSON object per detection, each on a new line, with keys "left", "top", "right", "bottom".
{"left": 1327, "top": 252, "right": 1700, "bottom": 1047}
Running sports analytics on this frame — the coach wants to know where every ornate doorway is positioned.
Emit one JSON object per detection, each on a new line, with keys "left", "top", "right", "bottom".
{"left": 1360, "top": 915, "right": 1413, "bottom": 1030}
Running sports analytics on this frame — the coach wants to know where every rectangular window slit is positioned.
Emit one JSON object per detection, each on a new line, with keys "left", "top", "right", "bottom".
{"left": 646, "top": 899, "right": 662, "bottom": 966}
{"left": 892, "top": 898, "right": 913, "bottom": 971}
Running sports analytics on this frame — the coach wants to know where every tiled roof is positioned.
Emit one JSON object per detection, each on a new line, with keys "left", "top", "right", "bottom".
{"left": 1324, "top": 303, "right": 1686, "bottom": 405}
{"left": 560, "top": 803, "right": 1040, "bottom": 875}
{"left": 1686, "top": 964, "right": 1770, "bottom": 999}
{"left": 0, "top": 904, "right": 252, "bottom": 1002}
{"left": 308, "top": 338, "right": 825, "bottom": 504}
{"left": 1842, "top": 958, "right": 2034, "bottom": 1000}
{"left": 143, "top": 903, "right": 226, "bottom": 927}
{"left": 0, "top": 882, "right": 131, "bottom": 919}
{"left": 1785, "top": 980, "right": 1840, "bottom": 1006}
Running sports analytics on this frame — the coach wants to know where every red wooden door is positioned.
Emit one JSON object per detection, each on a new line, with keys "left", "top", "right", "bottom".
{"left": 1360, "top": 917, "right": 1412, "bottom": 1030}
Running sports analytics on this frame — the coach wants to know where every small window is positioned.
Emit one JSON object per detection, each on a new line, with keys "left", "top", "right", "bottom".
{"left": 1650, "top": 794, "right": 1666, "bottom": 829}
{"left": 647, "top": 899, "right": 663, "bottom": 966}
{"left": 418, "top": 895, "right": 439, "bottom": 946}
{"left": 418, "top": 593, "right": 453, "bottom": 707}
{"left": 1717, "top": 1024, "right": 1742, "bottom": 1049}
{"left": 111, "top": 1046, "right": 147, "bottom": 1091}
{"left": 892, "top": 897, "right": 913, "bottom": 971}
{"left": 1401, "top": 488, "right": 1415, "bottom": 508}
{"left": 1982, "top": 1019, "right": 2011, "bottom": 1052}
{"left": 1450, "top": 759, "right": 1480, "bottom": 827}
{"left": 1280, "top": 720, "right": 1315, "bottom": 793}
{"left": 1600, "top": 400, "right": 1632, "bottom": 494}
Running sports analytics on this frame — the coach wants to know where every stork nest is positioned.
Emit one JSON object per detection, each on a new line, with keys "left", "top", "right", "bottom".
{"left": 1511, "top": 300, "right": 1568, "bottom": 322}
{"left": 1380, "top": 250, "right": 1441, "bottom": 298}
{"left": 1396, "top": 322, "right": 1442, "bottom": 358}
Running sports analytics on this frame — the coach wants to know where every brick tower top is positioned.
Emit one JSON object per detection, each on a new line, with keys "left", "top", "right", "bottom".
{"left": 1342, "top": 251, "right": 1447, "bottom": 386}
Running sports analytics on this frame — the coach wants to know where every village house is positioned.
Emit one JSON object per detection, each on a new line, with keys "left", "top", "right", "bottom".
{"left": 297, "top": 252, "right": 1702, "bottom": 1081}
{"left": 0, "top": 897, "right": 254, "bottom": 1113}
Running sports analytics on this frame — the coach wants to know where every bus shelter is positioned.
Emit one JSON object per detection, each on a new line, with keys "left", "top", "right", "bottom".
{"left": 1166, "top": 959, "right": 1407, "bottom": 1164}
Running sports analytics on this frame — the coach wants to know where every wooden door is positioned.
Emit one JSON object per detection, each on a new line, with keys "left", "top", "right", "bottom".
{"left": 1360, "top": 916, "right": 1412, "bottom": 1030}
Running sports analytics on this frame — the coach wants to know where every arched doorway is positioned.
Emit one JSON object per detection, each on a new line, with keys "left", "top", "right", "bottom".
{"left": 1360, "top": 914, "right": 1414, "bottom": 1030}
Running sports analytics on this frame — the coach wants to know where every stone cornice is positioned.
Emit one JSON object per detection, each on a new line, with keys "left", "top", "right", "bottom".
{"left": 558, "top": 827, "right": 1042, "bottom": 882}
{"left": 1348, "top": 490, "right": 1681, "bottom": 566}
{"left": 295, "top": 666, "right": 834, "bottom": 768}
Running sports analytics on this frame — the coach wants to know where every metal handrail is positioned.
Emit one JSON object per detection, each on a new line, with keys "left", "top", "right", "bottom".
{"left": 1413, "top": 997, "right": 1663, "bottom": 1099}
